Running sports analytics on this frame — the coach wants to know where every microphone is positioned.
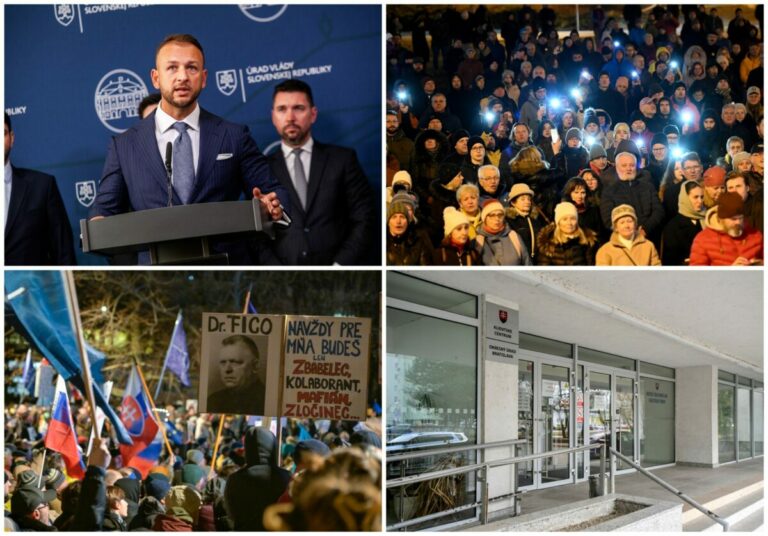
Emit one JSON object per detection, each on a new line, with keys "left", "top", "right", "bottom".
{"left": 165, "top": 142, "right": 173, "bottom": 207}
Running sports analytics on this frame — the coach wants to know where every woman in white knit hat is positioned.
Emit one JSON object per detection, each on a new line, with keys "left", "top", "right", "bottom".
{"left": 432, "top": 207, "right": 480, "bottom": 266}
{"left": 596, "top": 204, "right": 661, "bottom": 266}
{"left": 536, "top": 201, "right": 598, "bottom": 265}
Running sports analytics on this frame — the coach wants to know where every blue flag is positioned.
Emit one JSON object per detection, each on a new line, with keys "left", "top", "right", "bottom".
{"left": 21, "top": 349, "right": 36, "bottom": 395}
{"left": 164, "top": 311, "right": 190, "bottom": 387}
{"left": 5, "top": 271, "right": 133, "bottom": 445}
{"left": 247, "top": 300, "right": 258, "bottom": 314}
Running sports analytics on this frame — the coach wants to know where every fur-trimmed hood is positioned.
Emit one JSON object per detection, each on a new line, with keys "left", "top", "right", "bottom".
{"left": 537, "top": 222, "right": 598, "bottom": 260}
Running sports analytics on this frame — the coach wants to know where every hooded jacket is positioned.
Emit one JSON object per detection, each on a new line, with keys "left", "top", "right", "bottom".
{"left": 689, "top": 207, "right": 763, "bottom": 266}
{"left": 660, "top": 181, "right": 706, "bottom": 265}
{"left": 223, "top": 428, "right": 291, "bottom": 531}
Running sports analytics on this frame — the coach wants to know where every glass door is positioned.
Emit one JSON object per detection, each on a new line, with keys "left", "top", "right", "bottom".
{"left": 615, "top": 374, "right": 636, "bottom": 471}
{"left": 538, "top": 363, "right": 572, "bottom": 487}
{"left": 587, "top": 371, "right": 612, "bottom": 476}
{"left": 517, "top": 360, "right": 535, "bottom": 488}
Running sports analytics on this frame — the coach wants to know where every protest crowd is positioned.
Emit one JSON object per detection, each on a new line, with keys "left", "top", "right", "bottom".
{"left": 4, "top": 400, "right": 382, "bottom": 532}
{"left": 386, "top": 5, "right": 764, "bottom": 266}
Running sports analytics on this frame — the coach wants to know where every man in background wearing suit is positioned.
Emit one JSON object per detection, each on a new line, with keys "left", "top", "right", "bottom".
{"left": 4, "top": 112, "right": 76, "bottom": 265}
{"left": 89, "top": 34, "right": 288, "bottom": 264}
{"left": 268, "top": 79, "right": 375, "bottom": 264}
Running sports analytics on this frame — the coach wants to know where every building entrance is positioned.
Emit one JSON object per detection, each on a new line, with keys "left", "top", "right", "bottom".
{"left": 518, "top": 354, "right": 637, "bottom": 491}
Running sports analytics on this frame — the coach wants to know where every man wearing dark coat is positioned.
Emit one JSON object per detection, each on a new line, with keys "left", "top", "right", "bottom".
{"left": 223, "top": 428, "right": 291, "bottom": 531}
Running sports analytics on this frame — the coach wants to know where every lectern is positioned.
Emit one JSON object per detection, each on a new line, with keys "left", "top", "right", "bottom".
{"left": 80, "top": 199, "right": 275, "bottom": 265}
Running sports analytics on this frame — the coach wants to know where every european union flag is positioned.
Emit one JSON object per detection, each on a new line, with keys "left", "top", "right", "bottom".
{"left": 164, "top": 311, "right": 190, "bottom": 388}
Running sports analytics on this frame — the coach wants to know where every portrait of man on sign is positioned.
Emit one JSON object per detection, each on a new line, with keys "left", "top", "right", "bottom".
{"left": 206, "top": 335, "right": 265, "bottom": 416}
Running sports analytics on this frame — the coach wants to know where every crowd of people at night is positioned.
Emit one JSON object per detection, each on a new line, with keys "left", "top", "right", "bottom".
{"left": 386, "top": 5, "right": 763, "bottom": 266}
{"left": 4, "top": 401, "right": 381, "bottom": 531}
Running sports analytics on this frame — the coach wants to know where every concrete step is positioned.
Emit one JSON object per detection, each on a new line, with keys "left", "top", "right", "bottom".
{"left": 727, "top": 507, "right": 764, "bottom": 532}
{"left": 682, "top": 482, "right": 763, "bottom": 532}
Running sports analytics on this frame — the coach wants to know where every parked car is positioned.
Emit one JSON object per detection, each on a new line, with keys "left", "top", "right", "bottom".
{"left": 386, "top": 431, "right": 469, "bottom": 454}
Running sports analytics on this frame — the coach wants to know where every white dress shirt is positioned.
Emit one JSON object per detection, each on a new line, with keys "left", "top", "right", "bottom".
{"left": 280, "top": 137, "right": 313, "bottom": 193}
{"left": 154, "top": 103, "right": 201, "bottom": 179}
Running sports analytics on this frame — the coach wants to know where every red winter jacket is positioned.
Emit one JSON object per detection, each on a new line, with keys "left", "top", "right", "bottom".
{"left": 689, "top": 209, "right": 763, "bottom": 266}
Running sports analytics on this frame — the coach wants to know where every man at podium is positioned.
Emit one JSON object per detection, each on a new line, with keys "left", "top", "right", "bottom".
{"left": 89, "top": 34, "right": 288, "bottom": 264}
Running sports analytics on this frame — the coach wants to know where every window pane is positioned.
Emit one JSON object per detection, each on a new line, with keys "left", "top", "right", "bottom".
{"left": 640, "top": 378, "right": 675, "bottom": 465}
{"left": 753, "top": 390, "right": 763, "bottom": 456}
{"left": 386, "top": 307, "right": 477, "bottom": 529}
{"left": 718, "top": 370, "right": 736, "bottom": 383}
{"left": 639, "top": 362, "right": 675, "bottom": 379}
{"left": 388, "top": 272, "right": 477, "bottom": 317}
{"left": 541, "top": 364, "right": 571, "bottom": 483}
{"left": 738, "top": 377, "right": 752, "bottom": 386}
{"left": 738, "top": 387, "right": 752, "bottom": 459}
{"left": 718, "top": 383, "right": 736, "bottom": 463}
{"left": 579, "top": 347, "right": 635, "bottom": 371}
{"left": 518, "top": 360, "right": 534, "bottom": 487}
{"left": 520, "top": 332, "right": 572, "bottom": 358}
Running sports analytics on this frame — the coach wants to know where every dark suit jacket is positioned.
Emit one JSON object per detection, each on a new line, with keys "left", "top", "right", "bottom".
{"left": 5, "top": 166, "right": 76, "bottom": 265}
{"left": 89, "top": 108, "right": 288, "bottom": 264}
{"left": 206, "top": 379, "right": 265, "bottom": 416}
{"left": 267, "top": 140, "right": 375, "bottom": 264}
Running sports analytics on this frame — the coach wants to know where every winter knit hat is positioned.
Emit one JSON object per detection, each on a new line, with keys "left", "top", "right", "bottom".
{"left": 663, "top": 124, "right": 680, "bottom": 137}
{"left": 732, "top": 152, "right": 751, "bottom": 169}
{"left": 508, "top": 183, "right": 535, "bottom": 202}
{"left": 392, "top": 170, "right": 412, "bottom": 188}
{"left": 467, "top": 136, "right": 486, "bottom": 151}
{"left": 588, "top": 143, "right": 607, "bottom": 161}
{"left": 554, "top": 202, "right": 578, "bottom": 225}
{"left": 165, "top": 485, "right": 202, "bottom": 525}
{"left": 389, "top": 191, "right": 418, "bottom": 222}
{"left": 583, "top": 108, "right": 598, "bottom": 128}
{"left": 450, "top": 129, "right": 470, "bottom": 147}
{"left": 186, "top": 449, "right": 205, "bottom": 465}
{"left": 611, "top": 204, "right": 637, "bottom": 227}
{"left": 387, "top": 201, "right": 410, "bottom": 222}
{"left": 650, "top": 132, "right": 668, "bottom": 148}
{"left": 443, "top": 206, "right": 470, "bottom": 236}
{"left": 565, "top": 128, "right": 583, "bottom": 143}
{"left": 480, "top": 199, "right": 505, "bottom": 221}
{"left": 703, "top": 166, "right": 726, "bottom": 187}
{"left": 717, "top": 192, "right": 744, "bottom": 219}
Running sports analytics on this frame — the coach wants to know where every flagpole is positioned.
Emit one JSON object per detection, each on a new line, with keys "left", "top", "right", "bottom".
{"left": 36, "top": 449, "right": 47, "bottom": 488}
{"left": 133, "top": 358, "right": 175, "bottom": 466}
{"left": 62, "top": 272, "right": 100, "bottom": 440}
{"left": 155, "top": 310, "right": 182, "bottom": 401}
{"left": 208, "top": 290, "right": 251, "bottom": 477}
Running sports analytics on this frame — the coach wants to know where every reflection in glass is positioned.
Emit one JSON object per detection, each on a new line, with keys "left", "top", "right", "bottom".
{"left": 386, "top": 307, "right": 477, "bottom": 529}
{"left": 589, "top": 372, "right": 611, "bottom": 475}
{"left": 738, "top": 387, "right": 752, "bottom": 459}
{"left": 640, "top": 378, "right": 675, "bottom": 466}
{"left": 541, "top": 364, "right": 570, "bottom": 483}
{"left": 517, "top": 360, "right": 534, "bottom": 487}
{"left": 754, "top": 390, "right": 764, "bottom": 456}
{"left": 616, "top": 376, "right": 635, "bottom": 470}
{"left": 576, "top": 366, "right": 585, "bottom": 479}
{"left": 718, "top": 383, "right": 736, "bottom": 463}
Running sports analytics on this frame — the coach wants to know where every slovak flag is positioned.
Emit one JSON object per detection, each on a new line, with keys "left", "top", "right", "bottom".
{"left": 45, "top": 376, "right": 86, "bottom": 479}
{"left": 119, "top": 366, "right": 160, "bottom": 478}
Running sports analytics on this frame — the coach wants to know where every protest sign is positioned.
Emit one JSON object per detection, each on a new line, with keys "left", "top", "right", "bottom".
{"left": 282, "top": 315, "right": 371, "bottom": 421}
{"left": 199, "top": 313, "right": 283, "bottom": 416}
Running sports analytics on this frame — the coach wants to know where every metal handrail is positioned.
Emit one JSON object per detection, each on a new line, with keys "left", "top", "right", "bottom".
{"left": 387, "top": 438, "right": 527, "bottom": 462}
{"left": 608, "top": 448, "right": 730, "bottom": 532}
{"left": 386, "top": 443, "right": 594, "bottom": 531}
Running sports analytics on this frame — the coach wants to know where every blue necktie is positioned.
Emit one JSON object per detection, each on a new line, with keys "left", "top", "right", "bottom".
{"left": 172, "top": 122, "right": 194, "bottom": 204}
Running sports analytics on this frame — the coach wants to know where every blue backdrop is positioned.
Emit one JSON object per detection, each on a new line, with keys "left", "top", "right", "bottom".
{"left": 5, "top": 4, "right": 381, "bottom": 265}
